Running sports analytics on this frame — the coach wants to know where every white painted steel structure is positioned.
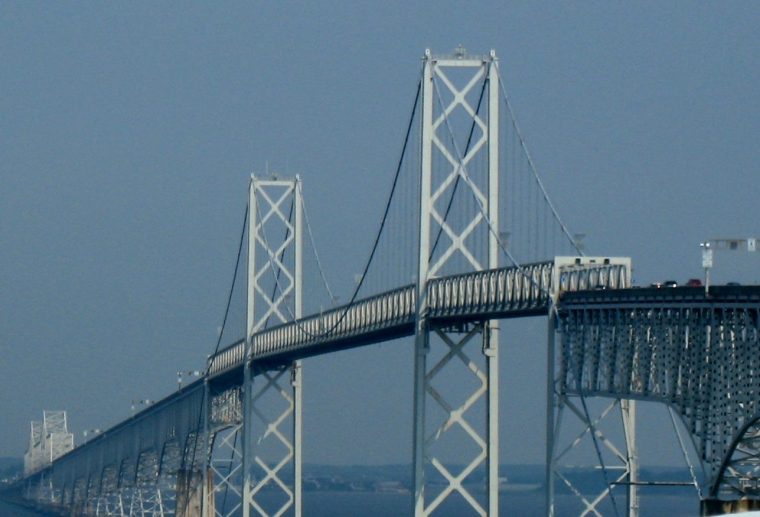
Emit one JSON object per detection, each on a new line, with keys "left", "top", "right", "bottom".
{"left": 412, "top": 48, "right": 501, "bottom": 517}
{"left": 242, "top": 176, "right": 303, "bottom": 517}
{"left": 24, "top": 411, "right": 74, "bottom": 476}
{"left": 24, "top": 46, "right": 760, "bottom": 517}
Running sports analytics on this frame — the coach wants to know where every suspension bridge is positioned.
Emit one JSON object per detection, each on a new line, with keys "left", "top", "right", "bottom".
{"left": 12, "top": 49, "right": 760, "bottom": 517}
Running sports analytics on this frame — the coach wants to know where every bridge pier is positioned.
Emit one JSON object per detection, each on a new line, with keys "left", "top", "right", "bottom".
{"left": 547, "top": 313, "right": 640, "bottom": 517}
{"left": 176, "top": 469, "right": 203, "bottom": 517}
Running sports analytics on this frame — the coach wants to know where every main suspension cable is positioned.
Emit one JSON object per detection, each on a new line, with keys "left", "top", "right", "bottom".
{"left": 255, "top": 77, "right": 422, "bottom": 339}
{"left": 432, "top": 76, "right": 552, "bottom": 297}
{"left": 208, "top": 200, "right": 250, "bottom": 370}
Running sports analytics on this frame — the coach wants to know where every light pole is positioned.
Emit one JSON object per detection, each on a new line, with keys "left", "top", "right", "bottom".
{"left": 131, "top": 399, "right": 153, "bottom": 414}
{"left": 701, "top": 241, "right": 713, "bottom": 295}
{"left": 82, "top": 428, "right": 101, "bottom": 444}
{"left": 177, "top": 370, "right": 202, "bottom": 390}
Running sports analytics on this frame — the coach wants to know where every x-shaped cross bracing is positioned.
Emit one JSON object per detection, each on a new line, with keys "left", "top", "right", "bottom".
{"left": 552, "top": 397, "right": 633, "bottom": 517}
{"left": 427, "top": 66, "right": 490, "bottom": 277}
{"left": 246, "top": 367, "right": 295, "bottom": 517}
{"left": 210, "top": 424, "right": 243, "bottom": 517}
{"left": 252, "top": 185, "right": 296, "bottom": 330}
{"left": 420, "top": 325, "right": 488, "bottom": 516}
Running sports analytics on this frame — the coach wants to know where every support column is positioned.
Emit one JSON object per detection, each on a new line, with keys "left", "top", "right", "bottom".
{"left": 545, "top": 309, "right": 557, "bottom": 517}
{"left": 242, "top": 366, "right": 254, "bottom": 517}
{"left": 621, "top": 399, "right": 639, "bottom": 517}
{"left": 293, "top": 178, "right": 304, "bottom": 517}
{"left": 412, "top": 327, "right": 429, "bottom": 516}
{"left": 486, "top": 47, "right": 500, "bottom": 517}
{"left": 292, "top": 360, "right": 303, "bottom": 517}
{"left": 201, "top": 379, "right": 211, "bottom": 517}
{"left": 412, "top": 48, "right": 434, "bottom": 517}
{"left": 549, "top": 309, "right": 638, "bottom": 516}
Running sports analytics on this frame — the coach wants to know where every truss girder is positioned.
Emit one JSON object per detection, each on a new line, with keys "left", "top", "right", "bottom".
{"left": 558, "top": 299, "right": 760, "bottom": 500}
{"left": 208, "top": 259, "right": 631, "bottom": 375}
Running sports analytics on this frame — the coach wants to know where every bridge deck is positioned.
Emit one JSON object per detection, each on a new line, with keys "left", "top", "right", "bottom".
{"left": 557, "top": 285, "right": 760, "bottom": 497}
{"left": 209, "top": 258, "right": 630, "bottom": 378}
{"left": 560, "top": 284, "right": 760, "bottom": 307}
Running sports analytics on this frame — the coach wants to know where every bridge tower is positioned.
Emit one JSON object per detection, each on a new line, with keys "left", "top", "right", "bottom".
{"left": 243, "top": 175, "right": 303, "bottom": 517}
{"left": 206, "top": 175, "right": 303, "bottom": 517}
{"left": 413, "top": 47, "right": 501, "bottom": 516}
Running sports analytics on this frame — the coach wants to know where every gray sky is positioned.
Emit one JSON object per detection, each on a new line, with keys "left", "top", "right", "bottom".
{"left": 1, "top": 2, "right": 758, "bottom": 467}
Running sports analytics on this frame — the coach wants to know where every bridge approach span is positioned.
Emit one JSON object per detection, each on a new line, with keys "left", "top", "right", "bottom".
{"left": 557, "top": 285, "right": 760, "bottom": 503}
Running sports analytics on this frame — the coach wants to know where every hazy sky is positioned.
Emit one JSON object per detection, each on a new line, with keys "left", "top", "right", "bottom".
{"left": 1, "top": 2, "right": 758, "bottom": 469}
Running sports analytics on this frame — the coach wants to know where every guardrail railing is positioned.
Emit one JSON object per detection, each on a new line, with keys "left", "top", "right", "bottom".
{"left": 208, "top": 257, "right": 631, "bottom": 376}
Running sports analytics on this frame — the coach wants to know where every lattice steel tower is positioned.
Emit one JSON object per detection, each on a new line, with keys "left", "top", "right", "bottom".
{"left": 243, "top": 175, "right": 303, "bottom": 517}
{"left": 413, "top": 47, "right": 501, "bottom": 516}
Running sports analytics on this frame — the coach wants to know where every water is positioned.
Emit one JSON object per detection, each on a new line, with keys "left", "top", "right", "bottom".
{"left": 292, "top": 491, "right": 697, "bottom": 516}
{"left": 0, "top": 491, "right": 700, "bottom": 516}
{"left": 0, "top": 498, "right": 53, "bottom": 516}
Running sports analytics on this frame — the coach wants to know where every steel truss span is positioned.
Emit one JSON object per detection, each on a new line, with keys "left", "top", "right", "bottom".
{"left": 557, "top": 286, "right": 760, "bottom": 509}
